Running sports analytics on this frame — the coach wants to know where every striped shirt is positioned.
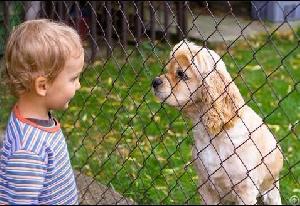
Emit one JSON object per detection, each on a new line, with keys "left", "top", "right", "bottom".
{"left": 0, "top": 105, "right": 79, "bottom": 205}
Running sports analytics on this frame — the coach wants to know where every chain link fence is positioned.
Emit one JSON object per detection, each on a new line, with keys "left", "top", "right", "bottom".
{"left": 0, "top": 1, "right": 299, "bottom": 205}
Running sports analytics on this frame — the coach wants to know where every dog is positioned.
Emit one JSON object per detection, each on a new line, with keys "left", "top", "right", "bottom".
{"left": 152, "top": 40, "right": 283, "bottom": 205}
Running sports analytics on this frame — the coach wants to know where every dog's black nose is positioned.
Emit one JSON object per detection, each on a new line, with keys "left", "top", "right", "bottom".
{"left": 152, "top": 77, "right": 163, "bottom": 88}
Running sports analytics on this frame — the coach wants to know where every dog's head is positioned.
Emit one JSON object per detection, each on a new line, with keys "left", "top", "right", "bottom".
{"left": 152, "top": 40, "right": 245, "bottom": 135}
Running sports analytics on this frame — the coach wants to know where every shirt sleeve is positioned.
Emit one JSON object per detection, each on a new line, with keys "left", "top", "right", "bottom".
{"left": 4, "top": 150, "right": 46, "bottom": 205}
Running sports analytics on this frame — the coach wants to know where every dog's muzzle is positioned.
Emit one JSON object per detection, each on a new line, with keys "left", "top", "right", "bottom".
{"left": 152, "top": 77, "right": 163, "bottom": 89}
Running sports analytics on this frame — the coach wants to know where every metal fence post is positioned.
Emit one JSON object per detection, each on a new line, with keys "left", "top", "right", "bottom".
{"left": 150, "top": 1, "right": 155, "bottom": 43}
{"left": 164, "top": 1, "right": 170, "bottom": 42}
{"left": 90, "top": 1, "right": 97, "bottom": 62}
{"left": 120, "top": 1, "right": 127, "bottom": 50}
{"left": 106, "top": 1, "right": 112, "bottom": 58}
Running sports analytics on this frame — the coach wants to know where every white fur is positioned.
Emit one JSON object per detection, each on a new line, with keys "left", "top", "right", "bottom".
{"left": 192, "top": 106, "right": 281, "bottom": 204}
{"left": 153, "top": 40, "right": 283, "bottom": 205}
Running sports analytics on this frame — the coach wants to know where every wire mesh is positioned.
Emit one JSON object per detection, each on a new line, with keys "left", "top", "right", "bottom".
{"left": 0, "top": 1, "right": 299, "bottom": 205}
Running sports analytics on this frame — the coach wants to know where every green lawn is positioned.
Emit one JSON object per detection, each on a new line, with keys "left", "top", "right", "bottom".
{"left": 0, "top": 28, "right": 299, "bottom": 204}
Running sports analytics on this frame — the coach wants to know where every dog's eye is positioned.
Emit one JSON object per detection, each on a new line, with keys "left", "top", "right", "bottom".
{"left": 176, "top": 69, "right": 189, "bottom": 81}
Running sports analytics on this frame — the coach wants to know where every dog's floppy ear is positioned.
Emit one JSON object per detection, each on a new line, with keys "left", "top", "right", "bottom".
{"left": 171, "top": 40, "right": 206, "bottom": 74}
{"left": 196, "top": 48, "right": 245, "bottom": 135}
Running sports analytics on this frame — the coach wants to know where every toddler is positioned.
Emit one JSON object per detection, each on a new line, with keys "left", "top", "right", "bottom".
{"left": 0, "top": 19, "right": 84, "bottom": 204}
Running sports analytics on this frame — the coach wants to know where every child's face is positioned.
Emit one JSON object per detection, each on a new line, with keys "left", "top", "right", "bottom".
{"left": 45, "top": 53, "right": 84, "bottom": 110}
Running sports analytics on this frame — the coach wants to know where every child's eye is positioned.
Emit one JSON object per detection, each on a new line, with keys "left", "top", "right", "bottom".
{"left": 71, "top": 76, "right": 79, "bottom": 81}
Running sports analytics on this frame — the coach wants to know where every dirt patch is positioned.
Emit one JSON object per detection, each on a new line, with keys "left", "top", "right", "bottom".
{"left": 75, "top": 171, "right": 136, "bottom": 205}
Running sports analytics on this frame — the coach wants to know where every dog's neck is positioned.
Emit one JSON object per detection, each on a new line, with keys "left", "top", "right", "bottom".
{"left": 183, "top": 99, "right": 243, "bottom": 138}
{"left": 182, "top": 101, "right": 204, "bottom": 120}
{"left": 182, "top": 102, "right": 216, "bottom": 142}
{"left": 184, "top": 104, "right": 230, "bottom": 150}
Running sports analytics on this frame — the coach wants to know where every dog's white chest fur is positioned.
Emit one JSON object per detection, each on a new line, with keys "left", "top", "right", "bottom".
{"left": 190, "top": 106, "right": 282, "bottom": 204}
{"left": 191, "top": 111, "right": 265, "bottom": 200}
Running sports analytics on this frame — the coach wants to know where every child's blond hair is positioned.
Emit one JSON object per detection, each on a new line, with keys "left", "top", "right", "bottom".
{"left": 4, "top": 19, "right": 83, "bottom": 96}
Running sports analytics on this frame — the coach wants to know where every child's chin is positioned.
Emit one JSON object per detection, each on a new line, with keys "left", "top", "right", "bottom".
{"left": 56, "top": 102, "right": 69, "bottom": 110}
{"left": 63, "top": 102, "right": 69, "bottom": 109}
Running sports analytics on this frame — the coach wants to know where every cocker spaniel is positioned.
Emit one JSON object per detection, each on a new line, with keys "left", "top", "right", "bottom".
{"left": 152, "top": 40, "right": 283, "bottom": 205}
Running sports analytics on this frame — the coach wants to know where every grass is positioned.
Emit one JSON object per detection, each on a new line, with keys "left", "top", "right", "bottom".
{"left": 0, "top": 28, "right": 300, "bottom": 204}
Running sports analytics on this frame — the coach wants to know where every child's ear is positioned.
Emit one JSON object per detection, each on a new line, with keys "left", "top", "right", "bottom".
{"left": 34, "top": 76, "right": 48, "bottom": 96}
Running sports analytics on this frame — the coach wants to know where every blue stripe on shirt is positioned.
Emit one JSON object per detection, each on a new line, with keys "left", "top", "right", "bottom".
{"left": 0, "top": 110, "right": 78, "bottom": 205}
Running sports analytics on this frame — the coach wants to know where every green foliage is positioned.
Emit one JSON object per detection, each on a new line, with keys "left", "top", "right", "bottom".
{"left": 0, "top": 27, "right": 299, "bottom": 204}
